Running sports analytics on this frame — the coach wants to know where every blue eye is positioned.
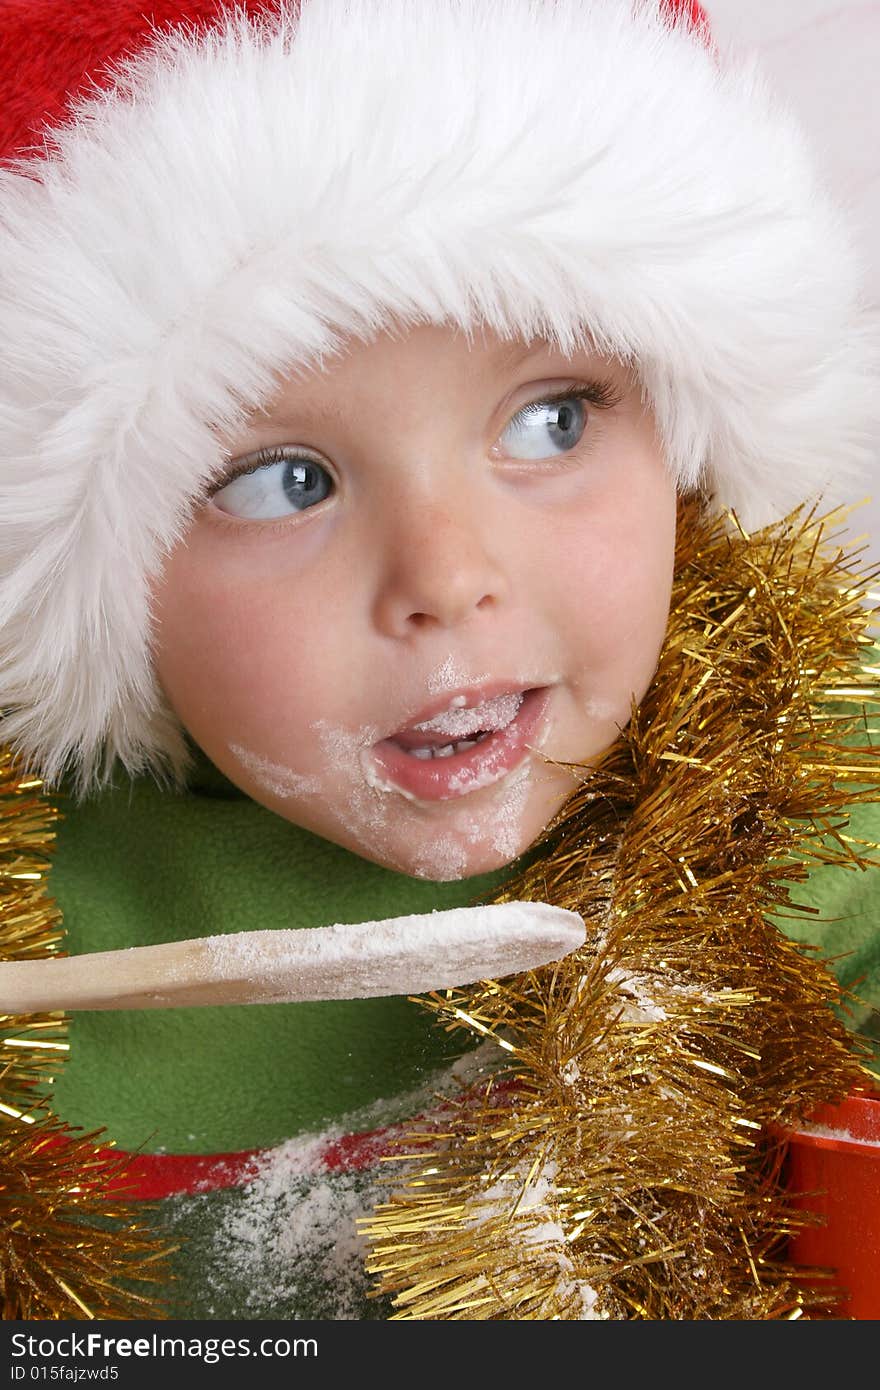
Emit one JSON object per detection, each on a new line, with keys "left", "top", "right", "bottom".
{"left": 211, "top": 449, "right": 334, "bottom": 520}
{"left": 500, "top": 395, "right": 588, "bottom": 460}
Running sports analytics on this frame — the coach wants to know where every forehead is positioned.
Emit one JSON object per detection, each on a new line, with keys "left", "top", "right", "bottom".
{"left": 243, "top": 322, "right": 621, "bottom": 428}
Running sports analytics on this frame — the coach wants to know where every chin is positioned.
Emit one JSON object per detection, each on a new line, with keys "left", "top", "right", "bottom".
{"left": 344, "top": 826, "right": 522, "bottom": 882}
{"left": 300, "top": 759, "right": 577, "bottom": 881}
{"left": 372, "top": 803, "right": 557, "bottom": 882}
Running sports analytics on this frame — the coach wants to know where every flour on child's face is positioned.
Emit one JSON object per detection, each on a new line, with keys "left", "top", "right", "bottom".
{"left": 149, "top": 323, "right": 677, "bottom": 879}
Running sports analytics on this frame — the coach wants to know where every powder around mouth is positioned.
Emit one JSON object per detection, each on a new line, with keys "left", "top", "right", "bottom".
{"left": 407, "top": 692, "right": 524, "bottom": 741}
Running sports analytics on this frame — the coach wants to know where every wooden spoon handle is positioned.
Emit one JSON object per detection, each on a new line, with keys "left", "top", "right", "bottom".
{"left": 0, "top": 902, "right": 585, "bottom": 1012}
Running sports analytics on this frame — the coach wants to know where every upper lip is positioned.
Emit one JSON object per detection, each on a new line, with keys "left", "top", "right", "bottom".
{"left": 379, "top": 681, "right": 545, "bottom": 743}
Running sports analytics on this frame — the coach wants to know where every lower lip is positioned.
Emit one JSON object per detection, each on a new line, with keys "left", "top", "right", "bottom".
{"left": 369, "top": 687, "right": 551, "bottom": 802}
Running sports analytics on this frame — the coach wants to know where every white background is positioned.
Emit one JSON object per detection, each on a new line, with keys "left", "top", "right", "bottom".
{"left": 704, "top": 0, "right": 880, "bottom": 557}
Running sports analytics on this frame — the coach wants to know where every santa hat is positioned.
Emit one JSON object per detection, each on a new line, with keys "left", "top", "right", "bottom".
{"left": 0, "top": 0, "right": 876, "bottom": 795}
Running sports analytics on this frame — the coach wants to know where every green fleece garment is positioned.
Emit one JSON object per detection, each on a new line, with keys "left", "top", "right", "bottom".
{"left": 46, "top": 743, "right": 880, "bottom": 1161}
{"left": 46, "top": 746, "right": 514, "bottom": 1154}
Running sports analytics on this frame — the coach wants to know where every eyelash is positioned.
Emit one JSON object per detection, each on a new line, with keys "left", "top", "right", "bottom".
{"left": 524, "top": 379, "right": 623, "bottom": 415}
{"left": 500, "top": 379, "right": 623, "bottom": 460}
{"left": 207, "top": 444, "right": 329, "bottom": 497}
{"left": 205, "top": 375, "right": 623, "bottom": 529}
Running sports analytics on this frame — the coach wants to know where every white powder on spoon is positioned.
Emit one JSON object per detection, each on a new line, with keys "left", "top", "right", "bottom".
{"left": 201, "top": 901, "right": 585, "bottom": 1002}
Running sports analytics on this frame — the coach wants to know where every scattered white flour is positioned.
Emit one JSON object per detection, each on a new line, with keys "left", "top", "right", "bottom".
{"left": 411, "top": 692, "right": 523, "bottom": 739}
{"left": 361, "top": 752, "right": 421, "bottom": 803}
{"left": 605, "top": 967, "right": 669, "bottom": 1024}
{"left": 445, "top": 758, "right": 514, "bottom": 797}
{"left": 193, "top": 1016, "right": 666, "bottom": 1317}
{"left": 311, "top": 717, "right": 408, "bottom": 870}
{"left": 790, "top": 1120, "right": 880, "bottom": 1148}
{"left": 180, "top": 1047, "right": 507, "bottom": 1320}
{"left": 582, "top": 695, "right": 622, "bottom": 722}
{"left": 314, "top": 718, "right": 380, "bottom": 773}
{"left": 203, "top": 1158, "right": 380, "bottom": 1319}
{"left": 228, "top": 743, "right": 321, "bottom": 799}
{"left": 488, "top": 762, "right": 532, "bottom": 862}
{"left": 426, "top": 657, "right": 483, "bottom": 695}
{"left": 410, "top": 832, "right": 471, "bottom": 881}
{"left": 472, "top": 1159, "right": 608, "bottom": 1320}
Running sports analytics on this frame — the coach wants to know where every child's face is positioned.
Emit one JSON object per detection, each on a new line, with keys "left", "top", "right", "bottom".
{"left": 150, "top": 323, "right": 677, "bottom": 879}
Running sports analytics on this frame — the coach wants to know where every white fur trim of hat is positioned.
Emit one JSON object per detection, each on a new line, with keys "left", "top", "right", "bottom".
{"left": 0, "top": 0, "right": 877, "bottom": 794}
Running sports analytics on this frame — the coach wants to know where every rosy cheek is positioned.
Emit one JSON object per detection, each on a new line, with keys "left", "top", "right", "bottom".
{"left": 150, "top": 551, "right": 260, "bottom": 737}
{"left": 556, "top": 501, "right": 674, "bottom": 702}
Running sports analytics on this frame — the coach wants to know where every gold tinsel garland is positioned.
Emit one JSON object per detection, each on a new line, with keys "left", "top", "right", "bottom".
{"left": 361, "top": 500, "right": 880, "bottom": 1320}
{"left": 0, "top": 749, "right": 171, "bottom": 1320}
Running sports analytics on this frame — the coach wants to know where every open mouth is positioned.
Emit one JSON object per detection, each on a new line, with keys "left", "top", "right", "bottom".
{"left": 368, "top": 686, "right": 551, "bottom": 801}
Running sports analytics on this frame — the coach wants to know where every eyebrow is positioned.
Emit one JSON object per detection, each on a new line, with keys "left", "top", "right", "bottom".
{"left": 489, "top": 336, "right": 602, "bottom": 377}
{"left": 238, "top": 335, "right": 590, "bottom": 439}
{"left": 243, "top": 396, "right": 349, "bottom": 434}
{"left": 490, "top": 339, "right": 546, "bottom": 373}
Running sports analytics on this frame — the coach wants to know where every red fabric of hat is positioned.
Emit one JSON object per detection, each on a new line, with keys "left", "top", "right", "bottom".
{"left": 0, "top": 1, "right": 281, "bottom": 159}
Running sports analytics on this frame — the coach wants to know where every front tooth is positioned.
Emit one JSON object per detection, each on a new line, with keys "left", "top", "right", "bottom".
{"left": 434, "top": 744, "right": 455, "bottom": 758}
{"left": 410, "top": 747, "right": 433, "bottom": 760}
{"left": 455, "top": 739, "right": 476, "bottom": 752}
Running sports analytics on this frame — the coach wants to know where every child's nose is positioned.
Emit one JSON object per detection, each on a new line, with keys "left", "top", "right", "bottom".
{"left": 372, "top": 499, "right": 510, "bottom": 637}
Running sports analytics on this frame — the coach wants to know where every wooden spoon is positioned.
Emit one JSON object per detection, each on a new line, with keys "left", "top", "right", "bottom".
{"left": 0, "top": 901, "right": 585, "bottom": 1013}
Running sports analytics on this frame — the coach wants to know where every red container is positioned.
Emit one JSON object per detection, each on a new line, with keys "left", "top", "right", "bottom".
{"left": 784, "top": 1089, "right": 880, "bottom": 1319}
